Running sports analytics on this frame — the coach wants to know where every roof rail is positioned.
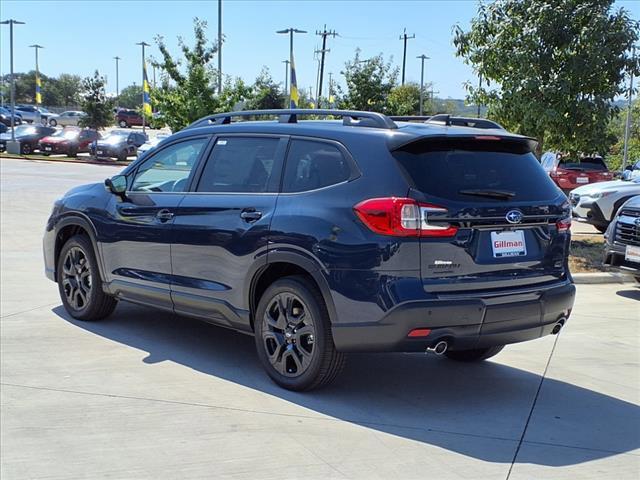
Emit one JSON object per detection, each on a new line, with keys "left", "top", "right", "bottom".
{"left": 425, "top": 114, "right": 451, "bottom": 126}
{"left": 187, "top": 109, "right": 398, "bottom": 130}
{"left": 388, "top": 115, "right": 433, "bottom": 122}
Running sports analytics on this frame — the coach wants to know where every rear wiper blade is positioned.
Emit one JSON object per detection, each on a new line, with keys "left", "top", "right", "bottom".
{"left": 458, "top": 189, "right": 516, "bottom": 199}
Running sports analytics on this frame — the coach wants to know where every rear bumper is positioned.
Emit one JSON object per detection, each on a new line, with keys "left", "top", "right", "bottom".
{"left": 332, "top": 281, "right": 575, "bottom": 352}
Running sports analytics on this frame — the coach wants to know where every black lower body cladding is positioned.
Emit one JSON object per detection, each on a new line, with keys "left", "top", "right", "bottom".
{"left": 331, "top": 280, "right": 575, "bottom": 352}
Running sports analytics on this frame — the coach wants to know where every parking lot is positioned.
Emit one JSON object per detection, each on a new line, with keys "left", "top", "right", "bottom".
{"left": 1, "top": 158, "right": 638, "bottom": 479}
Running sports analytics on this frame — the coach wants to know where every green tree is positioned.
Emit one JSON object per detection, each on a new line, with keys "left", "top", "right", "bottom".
{"left": 247, "top": 68, "right": 285, "bottom": 110}
{"left": 151, "top": 17, "right": 220, "bottom": 132}
{"left": 339, "top": 50, "right": 398, "bottom": 112}
{"left": 117, "top": 84, "right": 143, "bottom": 109}
{"left": 454, "top": 0, "right": 640, "bottom": 156}
{"left": 218, "top": 77, "right": 252, "bottom": 112}
{"left": 49, "top": 73, "right": 82, "bottom": 106}
{"left": 387, "top": 83, "right": 422, "bottom": 115}
{"left": 79, "top": 71, "right": 114, "bottom": 130}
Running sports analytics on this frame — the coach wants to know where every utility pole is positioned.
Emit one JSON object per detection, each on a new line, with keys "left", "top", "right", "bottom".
{"left": 136, "top": 41, "right": 150, "bottom": 134}
{"left": 623, "top": 45, "right": 638, "bottom": 171}
{"left": 316, "top": 25, "right": 337, "bottom": 108}
{"left": 1, "top": 19, "right": 25, "bottom": 146}
{"left": 399, "top": 28, "right": 415, "bottom": 85}
{"left": 416, "top": 54, "right": 429, "bottom": 115}
{"left": 217, "top": 0, "right": 223, "bottom": 93}
{"left": 314, "top": 47, "right": 329, "bottom": 104}
{"left": 276, "top": 28, "right": 307, "bottom": 108}
{"left": 29, "top": 44, "right": 44, "bottom": 105}
{"left": 113, "top": 56, "right": 121, "bottom": 104}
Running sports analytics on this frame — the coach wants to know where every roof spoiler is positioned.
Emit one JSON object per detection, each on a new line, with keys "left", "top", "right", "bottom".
{"left": 389, "top": 134, "right": 539, "bottom": 154}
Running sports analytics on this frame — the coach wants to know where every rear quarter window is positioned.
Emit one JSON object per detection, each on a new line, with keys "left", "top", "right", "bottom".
{"left": 393, "top": 138, "right": 560, "bottom": 202}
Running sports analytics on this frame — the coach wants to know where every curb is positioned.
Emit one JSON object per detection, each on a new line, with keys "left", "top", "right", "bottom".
{"left": 572, "top": 272, "right": 636, "bottom": 284}
{"left": 0, "top": 153, "right": 131, "bottom": 166}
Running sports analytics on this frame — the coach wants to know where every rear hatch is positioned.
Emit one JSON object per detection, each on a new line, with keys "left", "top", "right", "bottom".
{"left": 552, "top": 157, "right": 613, "bottom": 186}
{"left": 392, "top": 135, "right": 571, "bottom": 293}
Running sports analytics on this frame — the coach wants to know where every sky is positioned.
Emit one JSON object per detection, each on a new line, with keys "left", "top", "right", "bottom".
{"left": 1, "top": 0, "right": 639, "bottom": 100}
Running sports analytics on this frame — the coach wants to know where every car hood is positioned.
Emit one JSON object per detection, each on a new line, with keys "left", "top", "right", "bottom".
{"left": 40, "top": 136, "right": 73, "bottom": 144}
{"left": 96, "top": 139, "right": 125, "bottom": 147}
{"left": 570, "top": 179, "right": 635, "bottom": 195}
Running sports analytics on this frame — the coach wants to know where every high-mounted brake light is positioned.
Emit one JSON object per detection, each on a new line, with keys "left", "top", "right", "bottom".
{"left": 353, "top": 197, "right": 458, "bottom": 238}
{"left": 474, "top": 135, "right": 502, "bottom": 141}
{"left": 556, "top": 217, "right": 571, "bottom": 233}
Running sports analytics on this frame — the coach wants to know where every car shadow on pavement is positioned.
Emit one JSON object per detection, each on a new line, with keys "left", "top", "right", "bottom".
{"left": 53, "top": 302, "right": 640, "bottom": 467}
{"left": 616, "top": 287, "right": 640, "bottom": 301}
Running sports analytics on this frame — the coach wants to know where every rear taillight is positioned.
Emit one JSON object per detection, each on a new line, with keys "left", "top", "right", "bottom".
{"left": 556, "top": 217, "right": 571, "bottom": 233}
{"left": 353, "top": 197, "right": 458, "bottom": 238}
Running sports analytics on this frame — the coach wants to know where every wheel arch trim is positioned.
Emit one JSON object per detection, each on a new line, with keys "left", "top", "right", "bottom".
{"left": 54, "top": 213, "right": 107, "bottom": 283}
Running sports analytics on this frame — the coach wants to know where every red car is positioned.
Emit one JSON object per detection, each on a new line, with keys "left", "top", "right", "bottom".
{"left": 542, "top": 154, "right": 614, "bottom": 193}
{"left": 116, "top": 109, "right": 144, "bottom": 128}
{"left": 38, "top": 127, "right": 100, "bottom": 157}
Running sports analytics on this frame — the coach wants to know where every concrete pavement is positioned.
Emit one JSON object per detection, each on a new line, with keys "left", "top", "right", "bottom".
{"left": 1, "top": 158, "right": 639, "bottom": 479}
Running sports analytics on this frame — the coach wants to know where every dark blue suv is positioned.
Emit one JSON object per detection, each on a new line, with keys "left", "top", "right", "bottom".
{"left": 44, "top": 109, "right": 576, "bottom": 391}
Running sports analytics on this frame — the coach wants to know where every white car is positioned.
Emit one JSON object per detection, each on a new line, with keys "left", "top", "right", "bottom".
{"left": 136, "top": 133, "right": 170, "bottom": 158}
{"left": 47, "top": 111, "right": 86, "bottom": 127}
{"left": 569, "top": 176, "right": 640, "bottom": 232}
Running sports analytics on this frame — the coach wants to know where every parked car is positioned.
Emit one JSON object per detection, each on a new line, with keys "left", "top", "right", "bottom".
{"left": 36, "top": 106, "right": 55, "bottom": 125}
{"left": 0, "top": 122, "right": 7, "bottom": 134}
{"left": 116, "top": 109, "right": 144, "bottom": 128}
{"left": 90, "top": 130, "right": 147, "bottom": 161}
{"left": 11, "top": 105, "right": 42, "bottom": 124}
{"left": 569, "top": 176, "right": 640, "bottom": 232}
{"left": 38, "top": 127, "right": 100, "bottom": 157}
{"left": 622, "top": 161, "right": 640, "bottom": 181}
{"left": 0, "top": 106, "right": 23, "bottom": 127}
{"left": 44, "top": 109, "right": 575, "bottom": 391}
{"left": 541, "top": 153, "right": 614, "bottom": 193}
{"left": 136, "top": 133, "right": 170, "bottom": 158}
{"left": 603, "top": 195, "right": 640, "bottom": 280}
{"left": 47, "top": 111, "right": 86, "bottom": 127}
{"left": 0, "top": 124, "right": 56, "bottom": 154}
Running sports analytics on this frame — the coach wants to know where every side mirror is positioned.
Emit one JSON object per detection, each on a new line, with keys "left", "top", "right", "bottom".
{"left": 105, "top": 175, "right": 127, "bottom": 198}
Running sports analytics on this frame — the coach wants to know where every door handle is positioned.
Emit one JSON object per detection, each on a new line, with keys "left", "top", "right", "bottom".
{"left": 240, "top": 209, "right": 262, "bottom": 222}
{"left": 156, "top": 209, "right": 174, "bottom": 222}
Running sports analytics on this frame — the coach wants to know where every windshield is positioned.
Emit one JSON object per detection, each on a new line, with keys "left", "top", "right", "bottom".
{"left": 52, "top": 129, "right": 80, "bottom": 139}
{"left": 102, "top": 132, "right": 128, "bottom": 143}
{"left": 14, "top": 125, "right": 38, "bottom": 136}
{"left": 559, "top": 157, "right": 607, "bottom": 171}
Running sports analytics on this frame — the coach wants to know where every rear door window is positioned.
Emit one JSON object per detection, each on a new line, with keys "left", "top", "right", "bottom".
{"left": 196, "top": 137, "right": 281, "bottom": 193}
{"left": 393, "top": 137, "right": 559, "bottom": 202}
{"left": 282, "top": 139, "right": 351, "bottom": 193}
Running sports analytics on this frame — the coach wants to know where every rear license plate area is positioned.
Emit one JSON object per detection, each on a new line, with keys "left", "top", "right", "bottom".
{"left": 491, "top": 230, "right": 527, "bottom": 258}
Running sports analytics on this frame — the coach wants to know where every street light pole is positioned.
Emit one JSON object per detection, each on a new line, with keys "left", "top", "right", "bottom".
{"left": 113, "top": 56, "right": 121, "bottom": 105}
{"left": 276, "top": 28, "right": 307, "bottom": 108}
{"left": 282, "top": 59, "right": 290, "bottom": 103}
{"left": 416, "top": 54, "right": 429, "bottom": 115}
{"left": 218, "top": 0, "right": 223, "bottom": 93}
{"left": 622, "top": 45, "right": 638, "bottom": 171}
{"left": 136, "top": 41, "right": 150, "bottom": 134}
{"left": 1, "top": 19, "right": 25, "bottom": 145}
{"left": 29, "top": 44, "right": 44, "bottom": 106}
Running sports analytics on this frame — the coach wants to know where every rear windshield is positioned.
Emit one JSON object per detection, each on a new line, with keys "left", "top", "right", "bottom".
{"left": 393, "top": 138, "right": 560, "bottom": 202}
{"left": 559, "top": 157, "right": 607, "bottom": 171}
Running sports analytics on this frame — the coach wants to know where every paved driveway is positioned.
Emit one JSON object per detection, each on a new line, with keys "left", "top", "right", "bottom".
{"left": 1, "top": 158, "right": 639, "bottom": 479}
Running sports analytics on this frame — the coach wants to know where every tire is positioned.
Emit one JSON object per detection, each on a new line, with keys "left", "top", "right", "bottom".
{"left": 20, "top": 143, "right": 32, "bottom": 155}
{"left": 56, "top": 234, "right": 117, "bottom": 321}
{"left": 444, "top": 345, "right": 505, "bottom": 362}
{"left": 49, "top": 119, "right": 57, "bottom": 127}
{"left": 119, "top": 120, "right": 128, "bottom": 128}
{"left": 117, "top": 150, "right": 128, "bottom": 162}
{"left": 67, "top": 146, "right": 77, "bottom": 158}
{"left": 254, "top": 276, "right": 345, "bottom": 391}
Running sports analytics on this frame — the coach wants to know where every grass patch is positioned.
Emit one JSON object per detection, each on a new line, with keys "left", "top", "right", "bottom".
{"left": 569, "top": 234, "right": 608, "bottom": 273}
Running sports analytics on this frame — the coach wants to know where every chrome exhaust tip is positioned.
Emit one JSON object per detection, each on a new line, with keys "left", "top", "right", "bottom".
{"left": 552, "top": 318, "right": 566, "bottom": 335}
{"left": 427, "top": 341, "right": 448, "bottom": 355}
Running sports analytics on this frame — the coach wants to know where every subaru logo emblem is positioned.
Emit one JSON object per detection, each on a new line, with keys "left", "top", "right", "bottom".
{"left": 635, "top": 218, "right": 640, "bottom": 226}
{"left": 506, "top": 210, "right": 523, "bottom": 224}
